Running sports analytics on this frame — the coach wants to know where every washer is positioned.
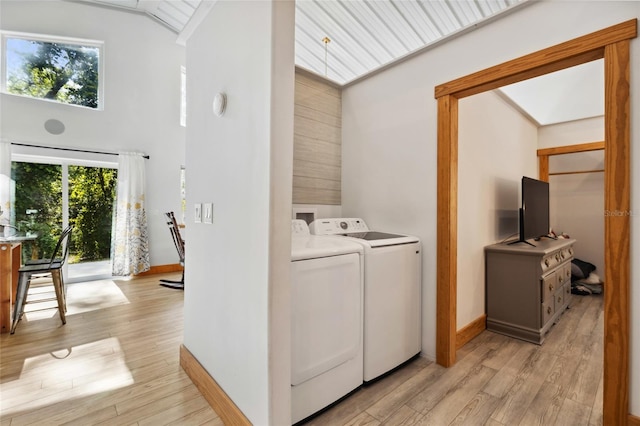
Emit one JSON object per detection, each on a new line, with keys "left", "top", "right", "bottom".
{"left": 290, "top": 220, "right": 364, "bottom": 424}
{"left": 310, "top": 218, "right": 421, "bottom": 382}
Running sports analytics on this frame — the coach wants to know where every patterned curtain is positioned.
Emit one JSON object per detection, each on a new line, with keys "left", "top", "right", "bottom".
{"left": 111, "top": 152, "right": 150, "bottom": 276}
{"left": 0, "top": 141, "right": 12, "bottom": 226}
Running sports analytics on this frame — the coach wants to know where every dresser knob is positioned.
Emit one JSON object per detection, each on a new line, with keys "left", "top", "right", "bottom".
{"left": 547, "top": 306, "right": 552, "bottom": 314}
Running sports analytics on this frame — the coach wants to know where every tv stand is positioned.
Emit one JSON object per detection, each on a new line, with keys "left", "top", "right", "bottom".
{"left": 507, "top": 239, "right": 536, "bottom": 247}
{"left": 485, "top": 238, "right": 575, "bottom": 344}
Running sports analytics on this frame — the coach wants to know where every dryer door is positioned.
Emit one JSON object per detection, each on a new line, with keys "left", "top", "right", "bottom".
{"left": 291, "top": 253, "right": 362, "bottom": 386}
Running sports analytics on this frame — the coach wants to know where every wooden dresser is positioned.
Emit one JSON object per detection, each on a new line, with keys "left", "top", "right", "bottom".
{"left": 485, "top": 238, "right": 575, "bottom": 344}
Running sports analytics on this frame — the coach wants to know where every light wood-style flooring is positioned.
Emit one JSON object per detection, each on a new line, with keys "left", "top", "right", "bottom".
{"left": 0, "top": 273, "right": 221, "bottom": 426}
{"left": 1, "top": 274, "right": 603, "bottom": 426}
{"left": 303, "top": 294, "right": 604, "bottom": 426}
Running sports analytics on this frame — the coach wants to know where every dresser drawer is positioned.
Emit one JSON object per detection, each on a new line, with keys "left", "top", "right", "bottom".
{"left": 542, "top": 271, "right": 557, "bottom": 302}
{"left": 554, "top": 287, "right": 564, "bottom": 313}
{"left": 564, "top": 281, "right": 572, "bottom": 308}
{"left": 542, "top": 299, "right": 554, "bottom": 325}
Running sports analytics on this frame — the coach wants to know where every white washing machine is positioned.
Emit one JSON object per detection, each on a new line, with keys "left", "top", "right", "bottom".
{"left": 290, "top": 220, "right": 364, "bottom": 424}
{"left": 310, "top": 218, "right": 421, "bottom": 382}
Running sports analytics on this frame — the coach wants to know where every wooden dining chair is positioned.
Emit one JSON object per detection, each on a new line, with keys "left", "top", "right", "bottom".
{"left": 10, "top": 225, "right": 73, "bottom": 334}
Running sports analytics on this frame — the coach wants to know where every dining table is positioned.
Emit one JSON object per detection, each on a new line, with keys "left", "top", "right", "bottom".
{"left": 0, "top": 233, "right": 37, "bottom": 333}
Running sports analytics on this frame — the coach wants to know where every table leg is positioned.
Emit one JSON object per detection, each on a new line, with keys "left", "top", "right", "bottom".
{"left": 1, "top": 243, "right": 21, "bottom": 334}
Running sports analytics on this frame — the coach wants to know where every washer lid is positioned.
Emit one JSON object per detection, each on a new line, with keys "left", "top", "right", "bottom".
{"left": 348, "top": 233, "right": 420, "bottom": 248}
{"left": 344, "top": 231, "right": 407, "bottom": 240}
{"left": 291, "top": 235, "right": 363, "bottom": 261}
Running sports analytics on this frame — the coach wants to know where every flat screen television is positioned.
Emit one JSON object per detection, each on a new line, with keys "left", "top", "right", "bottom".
{"left": 510, "top": 176, "right": 550, "bottom": 246}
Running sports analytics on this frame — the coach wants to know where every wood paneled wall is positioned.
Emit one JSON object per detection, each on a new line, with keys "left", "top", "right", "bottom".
{"left": 293, "top": 69, "right": 342, "bottom": 205}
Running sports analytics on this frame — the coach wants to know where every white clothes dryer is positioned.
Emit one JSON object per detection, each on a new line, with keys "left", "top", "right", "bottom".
{"left": 310, "top": 218, "right": 421, "bottom": 382}
{"left": 290, "top": 220, "right": 364, "bottom": 424}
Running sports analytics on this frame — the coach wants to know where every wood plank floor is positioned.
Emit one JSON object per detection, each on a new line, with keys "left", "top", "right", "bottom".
{"left": 1, "top": 274, "right": 603, "bottom": 426}
{"left": 0, "top": 273, "right": 222, "bottom": 426}
{"left": 302, "top": 293, "right": 604, "bottom": 426}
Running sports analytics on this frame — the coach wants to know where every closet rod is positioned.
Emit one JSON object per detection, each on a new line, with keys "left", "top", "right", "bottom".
{"left": 549, "top": 169, "right": 604, "bottom": 176}
{"left": 10, "top": 142, "right": 150, "bottom": 159}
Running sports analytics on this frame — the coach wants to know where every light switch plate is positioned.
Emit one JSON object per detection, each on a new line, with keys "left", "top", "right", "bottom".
{"left": 194, "top": 203, "right": 202, "bottom": 223}
{"left": 203, "top": 203, "right": 213, "bottom": 224}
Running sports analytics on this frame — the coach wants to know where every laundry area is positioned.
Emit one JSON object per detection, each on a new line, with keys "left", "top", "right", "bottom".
{"left": 291, "top": 217, "right": 421, "bottom": 422}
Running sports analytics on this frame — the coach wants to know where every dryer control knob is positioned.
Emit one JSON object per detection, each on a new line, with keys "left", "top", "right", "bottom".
{"left": 340, "top": 221, "right": 348, "bottom": 230}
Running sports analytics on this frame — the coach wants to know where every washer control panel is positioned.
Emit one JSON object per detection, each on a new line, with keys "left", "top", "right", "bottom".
{"left": 310, "top": 218, "right": 369, "bottom": 235}
{"left": 291, "top": 219, "right": 310, "bottom": 236}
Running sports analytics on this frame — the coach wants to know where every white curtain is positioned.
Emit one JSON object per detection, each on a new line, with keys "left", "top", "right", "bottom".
{"left": 0, "top": 141, "right": 12, "bottom": 225}
{"left": 111, "top": 152, "right": 150, "bottom": 276}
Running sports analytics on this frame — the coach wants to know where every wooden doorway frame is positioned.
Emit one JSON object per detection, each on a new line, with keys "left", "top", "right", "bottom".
{"left": 435, "top": 19, "right": 636, "bottom": 425}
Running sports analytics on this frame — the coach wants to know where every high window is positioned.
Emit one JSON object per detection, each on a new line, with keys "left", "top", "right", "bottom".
{"left": 1, "top": 31, "right": 103, "bottom": 109}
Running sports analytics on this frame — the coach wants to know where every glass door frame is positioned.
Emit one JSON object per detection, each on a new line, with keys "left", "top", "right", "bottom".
{"left": 11, "top": 151, "right": 117, "bottom": 282}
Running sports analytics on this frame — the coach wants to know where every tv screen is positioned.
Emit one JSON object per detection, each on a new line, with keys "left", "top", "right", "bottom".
{"left": 521, "top": 176, "right": 550, "bottom": 241}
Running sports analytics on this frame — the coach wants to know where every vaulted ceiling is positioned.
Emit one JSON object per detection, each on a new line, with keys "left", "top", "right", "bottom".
{"left": 81, "top": 0, "right": 525, "bottom": 85}
{"left": 78, "top": 0, "right": 603, "bottom": 126}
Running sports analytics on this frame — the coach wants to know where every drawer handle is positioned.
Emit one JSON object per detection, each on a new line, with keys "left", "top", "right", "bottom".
{"left": 558, "top": 296, "right": 562, "bottom": 303}
{"left": 547, "top": 306, "right": 552, "bottom": 314}
{"left": 559, "top": 276, "right": 563, "bottom": 283}
{"left": 549, "top": 284, "right": 554, "bottom": 292}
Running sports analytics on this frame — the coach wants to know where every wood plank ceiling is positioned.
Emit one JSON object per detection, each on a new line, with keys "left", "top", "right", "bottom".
{"left": 80, "top": 0, "right": 526, "bottom": 85}
{"left": 295, "top": 0, "right": 524, "bottom": 85}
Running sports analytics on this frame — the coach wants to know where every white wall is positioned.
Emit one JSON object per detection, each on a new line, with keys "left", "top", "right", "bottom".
{"left": 182, "top": 1, "right": 294, "bottom": 424}
{"left": 457, "top": 91, "right": 537, "bottom": 328}
{"left": 541, "top": 118, "right": 605, "bottom": 273}
{"left": 0, "top": 1, "right": 185, "bottom": 266}
{"left": 342, "top": 1, "right": 639, "bottom": 416}
{"left": 538, "top": 116, "right": 605, "bottom": 148}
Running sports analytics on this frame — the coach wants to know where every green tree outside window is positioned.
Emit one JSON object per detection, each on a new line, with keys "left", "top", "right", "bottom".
{"left": 5, "top": 35, "right": 100, "bottom": 109}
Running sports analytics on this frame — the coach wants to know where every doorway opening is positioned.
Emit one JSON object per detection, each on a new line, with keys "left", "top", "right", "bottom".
{"left": 435, "top": 19, "right": 635, "bottom": 425}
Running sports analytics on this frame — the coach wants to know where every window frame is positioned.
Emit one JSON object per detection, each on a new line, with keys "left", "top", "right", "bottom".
{"left": 1, "top": 30, "right": 105, "bottom": 110}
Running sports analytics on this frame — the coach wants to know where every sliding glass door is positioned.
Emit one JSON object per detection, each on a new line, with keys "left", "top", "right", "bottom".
{"left": 12, "top": 159, "right": 117, "bottom": 282}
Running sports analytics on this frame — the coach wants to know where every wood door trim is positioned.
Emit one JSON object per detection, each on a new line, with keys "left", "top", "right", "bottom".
{"left": 603, "top": 38, "right": 631, "bottom": 426}
{"left": 435, "top": 19, "right": 636, "bottom": 426}
{"left": 435, "top": 19, "right": 636, "bottom": 99}
{"left": 537, "top": 141, "right": 605, "bottom": 157}
{"left": 537, "top": 141, "right": 605, "bottom": 181}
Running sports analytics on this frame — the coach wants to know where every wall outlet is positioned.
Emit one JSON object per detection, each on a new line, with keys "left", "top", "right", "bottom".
{"left": 203, "top": 203, "right": 213, "bottom": 224}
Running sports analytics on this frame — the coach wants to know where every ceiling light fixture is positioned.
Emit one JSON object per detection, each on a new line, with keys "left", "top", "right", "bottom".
{"left": 322, "top": 36, "right": 331, "bottom": 77}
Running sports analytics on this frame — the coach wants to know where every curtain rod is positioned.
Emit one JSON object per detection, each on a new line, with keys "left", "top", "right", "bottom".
{"left": 10, "top": 142, "right": 150, "bottom": 159}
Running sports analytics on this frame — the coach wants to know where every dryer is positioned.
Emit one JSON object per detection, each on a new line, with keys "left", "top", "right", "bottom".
{"left": 310, "top": 218, "right": 421, "bottom": 382}
{"left": 290, "top": 220, "right": 364, "bottom": 423}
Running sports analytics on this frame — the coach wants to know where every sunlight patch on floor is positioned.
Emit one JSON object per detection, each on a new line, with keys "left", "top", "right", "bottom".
{"left": 23, "top": 279, "right": 130, "bottom": 321}
{"left": 2, "top": 337, "right": 134, "bottom": 416}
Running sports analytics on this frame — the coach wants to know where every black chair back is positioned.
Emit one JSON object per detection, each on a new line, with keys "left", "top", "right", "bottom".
{"left": 165, "top": 212, "right": 185, "bottom": 263}
{"left": 48, "top": 225, "right": 73, "bottom": 269}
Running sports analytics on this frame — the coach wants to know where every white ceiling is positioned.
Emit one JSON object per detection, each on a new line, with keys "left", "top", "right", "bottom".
{"left": 499, "top": 59, "right": 604, "bottom": 126}
{"left": 77, "top": 0, "right": 603, "bottom": 127}
{"left": 80, "top": 0, "right": 203, "bottom": 32}
{"left": 294, "top": 0, "right": 524, "bottom": 85}
{"left": 81, "top": 0, "right": 526, "bottom": 85}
